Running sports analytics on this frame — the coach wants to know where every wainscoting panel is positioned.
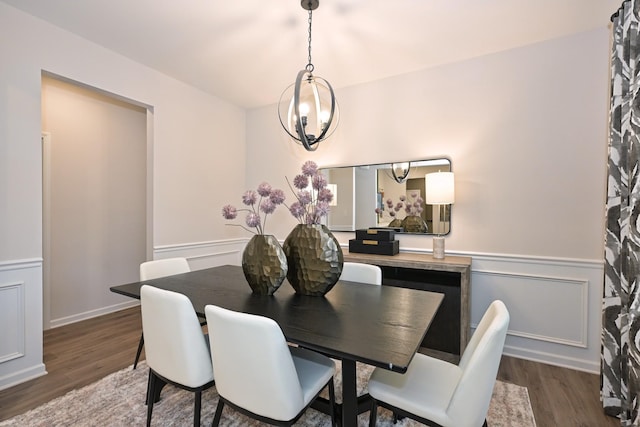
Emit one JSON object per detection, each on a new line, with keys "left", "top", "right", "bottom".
{"left": 0, "top": 259, "right": 46, "bottom": 391}
{"left": 473, "top": 270, "right": 588, "bottom": 348}
{"left": 469, "top": 253, "right": 604, "bottom": 373}
{"left": 0, "top": 281, "right": 25, "bottom": 363}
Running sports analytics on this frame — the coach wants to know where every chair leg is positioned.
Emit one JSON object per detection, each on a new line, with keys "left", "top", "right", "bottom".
{"left": 134, "top": 333, "right": 144, "bottom": 369}
{"left": 369, "top": 400, "right": 377, "bottom": 427}
{"left": 146, "top": 371, "right": 157, "bottom": 427}
{"left": 194, "top": 390, "right": 202, "bottom": 427}
{"left": 328, "top": 379, "right": 336, "bottom": 427}
{"left": 212, "top": 400, "right": 225, "bottom": 427}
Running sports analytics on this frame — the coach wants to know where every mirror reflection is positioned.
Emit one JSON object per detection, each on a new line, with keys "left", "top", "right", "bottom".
{"left": 320, "top": 159, "right": 452, "bottom": 235}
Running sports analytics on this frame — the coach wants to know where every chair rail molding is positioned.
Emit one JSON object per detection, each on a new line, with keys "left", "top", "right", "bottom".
{"left": 153, "top": 238, "right": 247, "bottom": 271}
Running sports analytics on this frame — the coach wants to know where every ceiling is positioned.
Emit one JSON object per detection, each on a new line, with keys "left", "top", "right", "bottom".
{"left": 2, "top": 0, "right": 619, "bottom": 109}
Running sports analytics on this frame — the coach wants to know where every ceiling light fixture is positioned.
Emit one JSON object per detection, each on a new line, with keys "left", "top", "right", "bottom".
{"left": 278, "top": 0, "right": 338, "bottom": 151}
{"left": 390, "top": 162, "right": 411, "bottom": 183}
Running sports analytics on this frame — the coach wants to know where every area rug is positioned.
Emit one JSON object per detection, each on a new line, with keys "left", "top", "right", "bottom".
{"left": 0, "top": 361, "right": 536, "bottom": 426}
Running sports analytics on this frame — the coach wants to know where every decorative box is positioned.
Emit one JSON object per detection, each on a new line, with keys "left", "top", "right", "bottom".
{"left": 355, "top": 228, "right": 396, "bottom": 242}
{"left": 349, "top": 239, "right": 400, "bottom": 256}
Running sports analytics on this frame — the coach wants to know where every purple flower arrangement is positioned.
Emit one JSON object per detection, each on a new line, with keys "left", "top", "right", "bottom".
{"left": 221, "top": 182, "right": 286, "bottom": 235}
{"left": 375, "top": 191, "right": 424, "bottom": 219}
{"left": 286, "top": 160, "right": 334, "bottom": 225}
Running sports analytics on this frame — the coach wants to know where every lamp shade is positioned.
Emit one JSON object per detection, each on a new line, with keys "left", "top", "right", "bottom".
{"left": 425, "top": 172, "right": 455, "bottom": 204}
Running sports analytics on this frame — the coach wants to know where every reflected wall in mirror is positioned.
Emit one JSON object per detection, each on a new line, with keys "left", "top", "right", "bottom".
{"left": 320, "top": 158, "right": 452, "bottom": 235}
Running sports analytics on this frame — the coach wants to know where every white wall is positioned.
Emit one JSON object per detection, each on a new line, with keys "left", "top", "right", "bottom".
{"left": 0, "top": 3, "right": 246, "bottom": 389}
{"left": 245, "top": 28, "right": 609, "bottom": 372}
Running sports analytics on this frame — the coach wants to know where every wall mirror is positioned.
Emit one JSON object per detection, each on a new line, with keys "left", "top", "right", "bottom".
{"left": 320, "top": 158, "right": 452, "bottom": 235}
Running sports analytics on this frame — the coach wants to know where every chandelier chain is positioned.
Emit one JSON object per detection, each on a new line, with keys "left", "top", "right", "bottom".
{"left": 306, "top": 9, "right": 314, "bottom": 72}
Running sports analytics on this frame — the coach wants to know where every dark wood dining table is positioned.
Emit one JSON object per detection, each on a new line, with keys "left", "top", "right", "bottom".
{"left": 110, "top": 264, "right": 443, "bottom": 427}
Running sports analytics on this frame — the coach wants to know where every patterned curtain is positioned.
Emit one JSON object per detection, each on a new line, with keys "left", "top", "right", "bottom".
{"left": 602, "top": 1, "right": 640, "bottom": 424}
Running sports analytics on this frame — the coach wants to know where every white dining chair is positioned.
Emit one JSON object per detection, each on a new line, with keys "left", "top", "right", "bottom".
{"left": 140, "top": 257, "right": 191, "bottom": 281}
{"left": 133, "top": 257, "right": 192, "bottom": 369}
{"left": 340, "top": 262, "right": 382, "bottom": 285}
{"left": 205, "top": 304, "right": 337, "bottom": 426}
{"left": 141, "top": 285, "right": 214, "bottom": 427}
{"left": 367, "top": 300, "right": 510, "bottom": 427}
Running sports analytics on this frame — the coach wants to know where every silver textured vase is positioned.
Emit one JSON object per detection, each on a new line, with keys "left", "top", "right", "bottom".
{"left": 401, "top": 215, "right": 428, "bottom": 233}
{"left": 242, "top": 234, "right": 288, "bottom": 295}
{"left": 283, "top": 224, "right": 343, "bottom": 296}
{"left": 388, "top": 218, "right": 403, "bottom": 228}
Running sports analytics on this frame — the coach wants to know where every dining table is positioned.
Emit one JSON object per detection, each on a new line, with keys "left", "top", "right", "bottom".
{"left": 110, "top": 264, "right": 443, "bottom": 427}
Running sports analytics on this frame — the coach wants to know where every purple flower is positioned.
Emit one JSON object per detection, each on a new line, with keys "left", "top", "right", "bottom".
{"left": 317, "top": 187, "right": 333, "bottom": 203}
{"left": 375, "top": 193, "right": 427, "bottom": 220}
{"left": 293, "top": 174, "right": 309, "bottom": 190}
{"left": 297, "top": 190, "right": 312, "bottom": 205}
{"left": 245, "top": 212, "right": 260, "bottom": 228}
{"left": 257, "top": 182, "right": 272, "bottom": 197}
{"left": 311, "top": 174, "right": 327, "bottom": 190}
{"left": 301, "top": 160, "right": 318, "bottom": 177}
{"left": 289, "top": 202, "right": 305, "bottom": 219}
{"left": 260, "top": 199, "right": 276, "bottom": 214}
{"left": 222, "top": 205, "right": 237, "bottom": 220}
{"left": 270, "top": 189, "right": 285, "bottom": 204}
{"left": 222, "top": 182, "right": 283, "bottom": 235}
{"left": 314, "top": 201, "right": 330, "bottom": 218}
{"left": 285, "top": 160, "right": 334, "bottom": 225}
{"left": 242, "top": 190, "right": 257, "bottom": 206}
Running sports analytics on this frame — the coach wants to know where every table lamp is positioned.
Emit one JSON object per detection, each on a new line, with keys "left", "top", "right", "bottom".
{"left": 425, "top": 171, "right": 455, "bottom": 259}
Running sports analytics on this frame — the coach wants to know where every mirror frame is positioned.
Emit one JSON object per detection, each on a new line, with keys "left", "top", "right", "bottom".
{"left": 320, "top": 158, "right": 453, "bottom": 235}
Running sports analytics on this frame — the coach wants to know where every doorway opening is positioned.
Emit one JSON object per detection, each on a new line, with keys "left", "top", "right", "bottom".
{"left": 41, "top": 73, "right": 152, "bottom": 329}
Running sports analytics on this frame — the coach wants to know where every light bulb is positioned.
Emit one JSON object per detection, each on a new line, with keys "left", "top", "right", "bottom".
{"left": 299, "top": 103, "right": 310, "bottom": 117}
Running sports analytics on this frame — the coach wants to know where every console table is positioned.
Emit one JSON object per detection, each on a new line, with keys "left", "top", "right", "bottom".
{"left": 343, "top": 250, "right": 472, "bottom": 356}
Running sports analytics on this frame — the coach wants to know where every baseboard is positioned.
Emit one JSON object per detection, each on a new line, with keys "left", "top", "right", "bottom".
{"left": 49, "top": 300, "right": 139, "bottom": 329}
{"left": 503, "top": 344, "right": 600, "bottom": 374}
{"left": 0, "top": 363, "right": 47, "bottom": 392}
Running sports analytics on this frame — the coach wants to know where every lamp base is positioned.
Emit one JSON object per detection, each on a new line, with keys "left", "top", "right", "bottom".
{"left": 433, "top": 236, "right": 445, "bottom": 259}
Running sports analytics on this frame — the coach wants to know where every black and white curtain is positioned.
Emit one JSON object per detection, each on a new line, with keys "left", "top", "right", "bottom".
{"left": 603, "top": 1, "right": 640, "bottom": 425}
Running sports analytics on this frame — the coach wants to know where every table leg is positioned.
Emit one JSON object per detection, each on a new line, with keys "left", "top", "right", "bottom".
{"left": 341, "top": 359, "right": 357, "bottom": 427}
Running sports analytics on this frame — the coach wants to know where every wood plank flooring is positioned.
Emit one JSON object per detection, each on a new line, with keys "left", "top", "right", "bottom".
{"left": 0, "top": 307, "right": 621, "bottom": 426}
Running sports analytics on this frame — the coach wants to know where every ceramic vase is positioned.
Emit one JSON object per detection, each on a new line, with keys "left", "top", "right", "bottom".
{"left": 388, "top": 218, "right": 403, "bottom": 229}
{"left": 242, "top": 234, "right": 288, "bottom": 295}
{"left": 283, "top": 224, "right": 343, "bottom": 296}
{"left": 401, "top": 215, "right": 429, "bottom": 233}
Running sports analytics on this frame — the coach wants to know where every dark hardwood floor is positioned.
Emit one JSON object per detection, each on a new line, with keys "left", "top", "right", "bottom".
{"left": 0, "top": 307, "right": 621, "bottom": 426}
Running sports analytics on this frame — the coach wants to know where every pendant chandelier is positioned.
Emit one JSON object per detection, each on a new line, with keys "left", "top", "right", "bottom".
{"left": 390, "top": 162, "right": 411, "bottom": 183}
{"left": 278, "top": 0, "right": 338, "bottom": 151}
